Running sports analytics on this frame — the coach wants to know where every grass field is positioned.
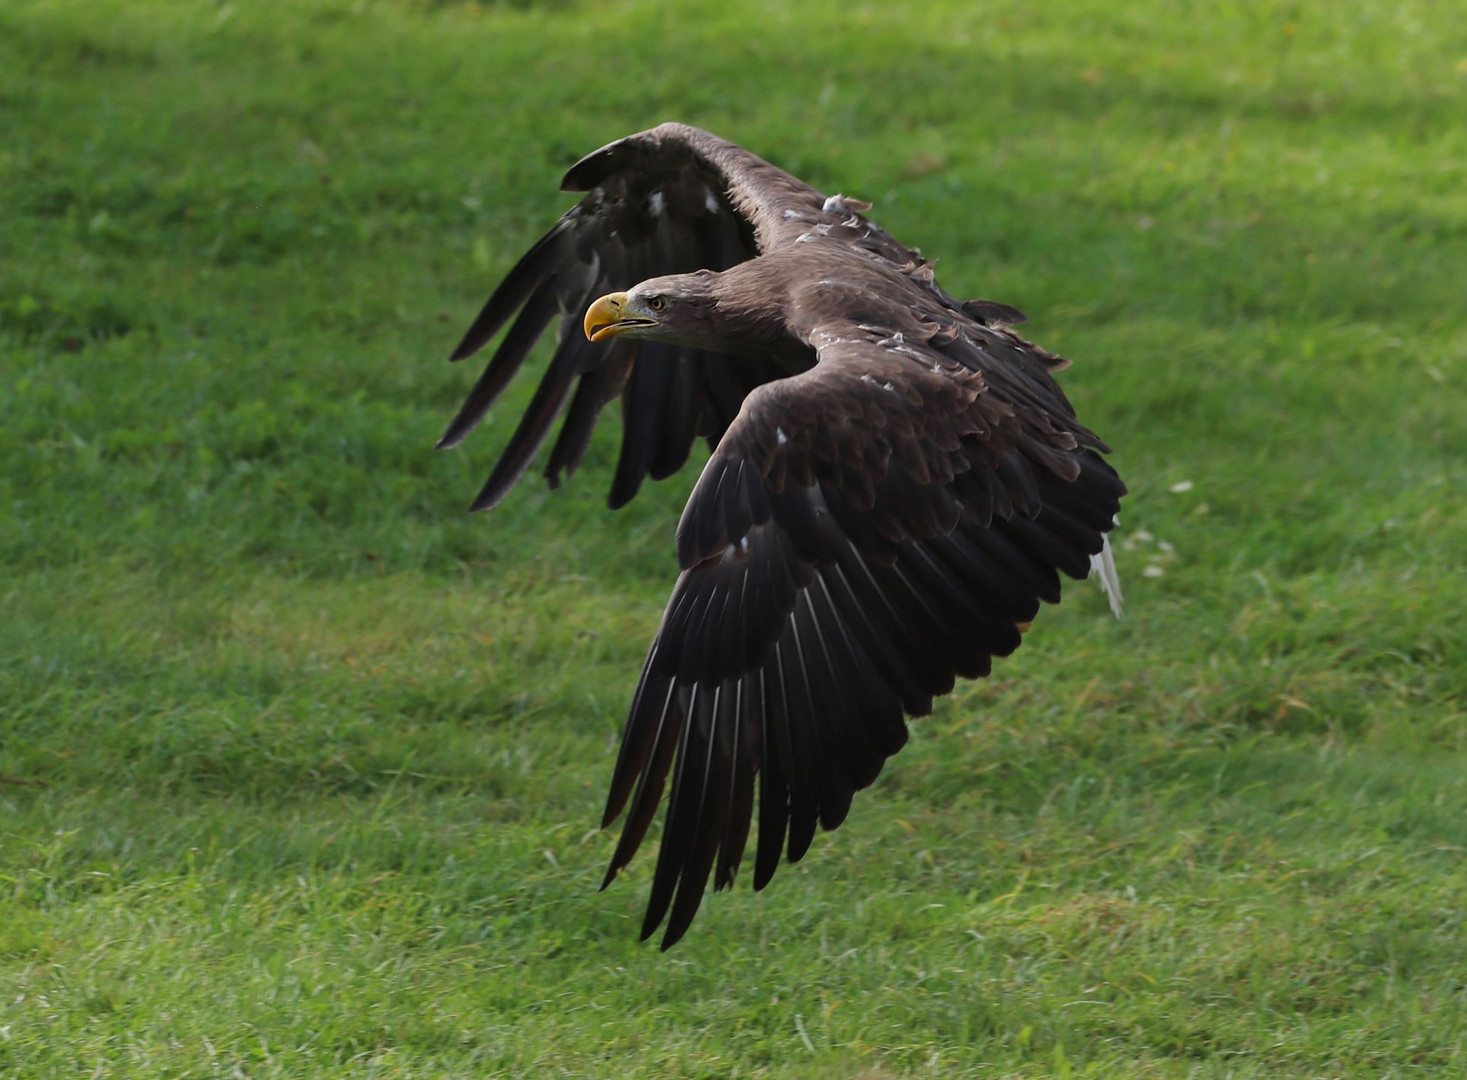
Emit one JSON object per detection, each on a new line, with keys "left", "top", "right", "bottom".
{"left": 2, "top": 0, "right": 1465, "bottom": 1075}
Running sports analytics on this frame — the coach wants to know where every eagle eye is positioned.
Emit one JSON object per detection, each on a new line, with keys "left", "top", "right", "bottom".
{"left": 646, "top": 295, "right": 667, "bottom": 312}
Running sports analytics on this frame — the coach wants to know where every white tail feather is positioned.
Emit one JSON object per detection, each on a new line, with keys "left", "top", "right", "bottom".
{"left": 1090, "top": 534, "right": 1123, "bottom": 619}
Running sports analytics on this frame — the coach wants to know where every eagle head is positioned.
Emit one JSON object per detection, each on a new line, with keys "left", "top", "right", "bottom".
{"left": 582, "top": 272, "right": 718, "bottom": 345}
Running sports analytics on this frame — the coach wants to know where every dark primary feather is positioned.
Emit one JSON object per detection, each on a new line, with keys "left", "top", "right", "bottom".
{"left": 440, "top": 124, "right": 1126, "bottom": 949}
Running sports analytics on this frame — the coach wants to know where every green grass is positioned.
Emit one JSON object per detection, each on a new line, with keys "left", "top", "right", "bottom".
{"left": 2, "top": 0, "right": 1465, "bottom": 1075}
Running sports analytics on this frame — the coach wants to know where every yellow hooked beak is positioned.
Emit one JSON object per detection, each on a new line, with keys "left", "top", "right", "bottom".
{"left": 583, "top": 292, "right": 659, "bottom": 342}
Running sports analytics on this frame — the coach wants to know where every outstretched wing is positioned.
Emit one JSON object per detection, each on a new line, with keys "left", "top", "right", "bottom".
{"left": 441, "top": 123, "right": 856, "bottom": 511}
{"left": 601, "top": 317, "right": 1126, "bottom": 948}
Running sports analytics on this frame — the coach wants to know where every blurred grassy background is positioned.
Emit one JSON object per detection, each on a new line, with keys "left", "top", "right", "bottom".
{"left": 1, "top": 0, "right": 1464, "bottom": 1075}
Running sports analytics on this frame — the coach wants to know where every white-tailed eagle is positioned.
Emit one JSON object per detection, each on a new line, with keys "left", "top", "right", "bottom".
{"left": 440, "top": 123, "right": 1125, "bottom": 947}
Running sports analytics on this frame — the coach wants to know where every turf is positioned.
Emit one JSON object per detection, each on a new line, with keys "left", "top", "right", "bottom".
{"left": 2, "top": 0, "right": 1465, "bottom": 1075}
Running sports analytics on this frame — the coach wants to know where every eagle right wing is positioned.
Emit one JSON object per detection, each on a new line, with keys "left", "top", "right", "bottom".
{"left": 441, "top": 123, "right": 858, "bottom": 511}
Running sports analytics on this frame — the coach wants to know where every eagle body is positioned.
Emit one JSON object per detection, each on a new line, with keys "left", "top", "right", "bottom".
{"left": 441, "top": 123, "right": 1125, "bottom": 947}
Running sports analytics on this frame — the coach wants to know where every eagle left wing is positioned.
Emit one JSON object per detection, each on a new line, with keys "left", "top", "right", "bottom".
{"left": 601, "top": 320, "right": 1125, "bottom": 948}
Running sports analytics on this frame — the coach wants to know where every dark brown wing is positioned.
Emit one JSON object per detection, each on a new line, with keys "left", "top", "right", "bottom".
{"left": 441, "top": 123, "right": 858, "bottom": 511}
{"left": 601, "top": 320, "right": 1125, "bottom": 948}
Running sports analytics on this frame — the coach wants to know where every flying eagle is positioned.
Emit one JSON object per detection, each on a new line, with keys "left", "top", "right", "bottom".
{"left": 440, "top": 123, "right": 1125, "bottom": 948}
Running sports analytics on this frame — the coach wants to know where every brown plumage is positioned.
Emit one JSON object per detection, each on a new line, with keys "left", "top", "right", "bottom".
{"left": 441, "top": 123, "right": 1126, "bottom": 948}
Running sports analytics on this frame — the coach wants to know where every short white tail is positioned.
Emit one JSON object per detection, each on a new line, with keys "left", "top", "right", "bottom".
{"left": 1090, "top": 533, "right": 1124, "bottom": 618}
